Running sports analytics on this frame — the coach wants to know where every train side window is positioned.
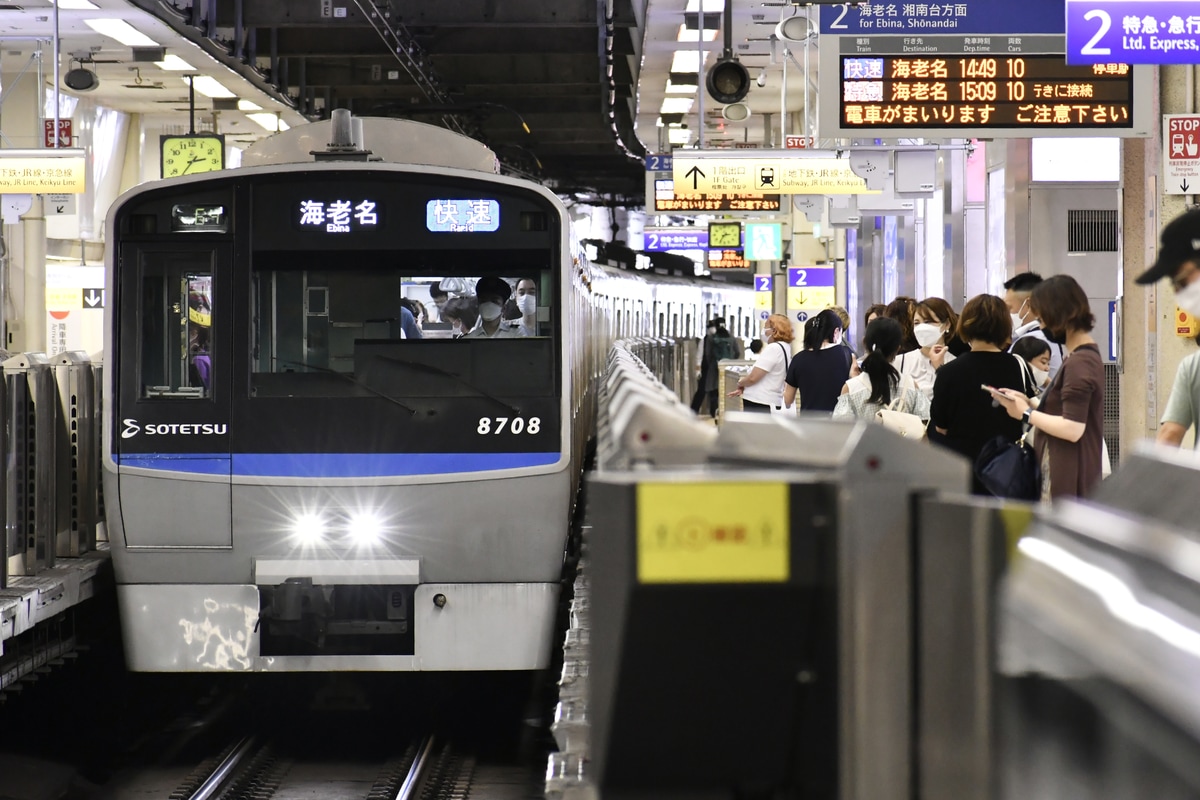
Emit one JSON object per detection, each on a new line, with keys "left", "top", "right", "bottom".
{"left": 137, "top": 250, "right": 215, "bottom": 399}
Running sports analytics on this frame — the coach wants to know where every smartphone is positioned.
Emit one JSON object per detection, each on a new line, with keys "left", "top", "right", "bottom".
{"left": 981, "top": 383, "right": 1000, "bottom": 394}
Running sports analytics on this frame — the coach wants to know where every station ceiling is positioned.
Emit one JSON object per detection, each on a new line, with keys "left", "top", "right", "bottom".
{"left": 3, "top": 1, "right": 811, "bottom": 207}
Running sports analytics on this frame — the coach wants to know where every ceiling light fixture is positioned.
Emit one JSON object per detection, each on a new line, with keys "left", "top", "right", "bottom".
{"left": 660, "top": 97, "right": 695, "bottom": 114}
{"left": 84, "top": 18, "right": 158, "bottom": 47}
{"left": 246, "top": 112, "right": 289, "bottom": 132}
{"left": 685, "top": 0, "right": 725, "bottom": 11}
{"left": 52, "top": 0, "right": 99, "bottom": 8}
{"left": 676, "top": 23, "right": 719, "bottom": 42}
{"left": 670, "top": 50, "right": 707, "bottom": 74}
{"left": 155, "top": 55, "right": 195, "bottom": 71}
{"left": 237, "top": 99, "right": 263, "bottom": 112}
{"left": 185, "top": 75, "right": 236, "bottom": 98}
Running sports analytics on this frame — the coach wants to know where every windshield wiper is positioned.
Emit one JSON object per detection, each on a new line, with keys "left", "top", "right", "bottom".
{"left": 265, "top": 358, "right": 418, "bottom": 416}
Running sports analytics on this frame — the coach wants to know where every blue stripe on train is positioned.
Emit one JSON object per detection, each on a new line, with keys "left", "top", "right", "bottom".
{"left": 116, "top": 452, "right": 562, "bottom": 477}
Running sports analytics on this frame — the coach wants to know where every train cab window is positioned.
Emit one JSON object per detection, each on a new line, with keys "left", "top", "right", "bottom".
{"left": 136, "top": 250, "right": 215, "bottom": 399}
{"left": 249, "top": 263, "right": 557, "bottom": 399}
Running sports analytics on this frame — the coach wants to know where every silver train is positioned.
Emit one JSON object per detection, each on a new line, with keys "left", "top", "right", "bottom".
{"left": 103, "top": 115, "right": 754, "bottom": 672}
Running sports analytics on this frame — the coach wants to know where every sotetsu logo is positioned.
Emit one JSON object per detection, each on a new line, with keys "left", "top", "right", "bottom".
{"left": 121, "top": 419, "right": 227, "bottom": 438}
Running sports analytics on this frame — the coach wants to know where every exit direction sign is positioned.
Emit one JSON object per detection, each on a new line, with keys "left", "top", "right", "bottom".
{"left": 1067, "top": 0, "right": 1200, "bottom": 64}
{"left": 1163, "top": 114, "right": 1200, "bottom": 194}
{"left": 672, "top": 151, "right": 871, "bottom": 195}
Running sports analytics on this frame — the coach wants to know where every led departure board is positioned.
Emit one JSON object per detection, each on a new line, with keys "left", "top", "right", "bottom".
{"left": 652, "top": 178, "right": 781, "bottom": 213}
{"left": 838, "top": 55, "right": 1133, "bottom": 130}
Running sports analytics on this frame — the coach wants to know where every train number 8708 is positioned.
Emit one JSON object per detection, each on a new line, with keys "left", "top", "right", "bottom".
{"left": 477, "top": 416, "right": 542, "bottom": 435}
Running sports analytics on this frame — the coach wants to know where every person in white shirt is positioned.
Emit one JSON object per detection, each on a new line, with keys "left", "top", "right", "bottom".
{"left": 464, "top": 276, "right": 522, "bottom": 338}
{"left": 897, "top": 298, "right": 958, "bottom": 399}
{"left": 1004, "top": 272, "right": 1065, "bottom": 383}
{"left": 729, "top": 313, "right": 794, "bottom": 412}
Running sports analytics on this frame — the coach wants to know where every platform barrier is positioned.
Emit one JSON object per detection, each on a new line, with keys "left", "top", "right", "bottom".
{"left": 559, "top": 343, "right": 1200, "bottom": 800}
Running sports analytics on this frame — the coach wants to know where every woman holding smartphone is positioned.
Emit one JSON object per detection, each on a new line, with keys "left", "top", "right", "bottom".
{"left": 989, "top": 275, "right": 1104, "bottom": 500}
{"left": 929, "top": 294, "right": 1031, "bottom": 495}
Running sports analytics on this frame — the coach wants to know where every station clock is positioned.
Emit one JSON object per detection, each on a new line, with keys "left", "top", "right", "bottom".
{"left": 708, "top": 221, "right": 742, "bottom": 248}
{"left": 160, "top": 133, "right": 225, "bottom": 178}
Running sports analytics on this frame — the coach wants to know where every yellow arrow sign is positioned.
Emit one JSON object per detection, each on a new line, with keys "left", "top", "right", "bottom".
{"left": 673, "top": 155, "right": 872, "bottom": 195}
{"left": 787, "top": 287, "right": 836, "bottom": 309}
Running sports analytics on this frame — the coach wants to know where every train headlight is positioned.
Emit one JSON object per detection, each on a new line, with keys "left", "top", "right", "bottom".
{"left": 349, "top": 512, "right": 385, "bottom": 545}
{"left": 291, "top": 512, "right": 328, "bottom": 545}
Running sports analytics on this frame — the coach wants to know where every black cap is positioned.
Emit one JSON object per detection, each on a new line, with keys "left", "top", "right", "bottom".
{"left": 475, "top": 276, "right": 512, "bottom": 302}
{"left": 708, "top": 316, "right": 726, "bottom": 327}
{"left": 1137, "top": 208, "right": 1200, "bottom": 284}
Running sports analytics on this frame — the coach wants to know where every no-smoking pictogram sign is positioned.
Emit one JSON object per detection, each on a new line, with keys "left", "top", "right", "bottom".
{"left": 1164, "top": 114, "right": 1200, "bottom": 195}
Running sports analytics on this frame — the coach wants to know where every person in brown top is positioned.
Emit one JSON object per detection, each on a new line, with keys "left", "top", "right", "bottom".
{"left": 988, "top": 275, "right": 1105, "bottom": 500}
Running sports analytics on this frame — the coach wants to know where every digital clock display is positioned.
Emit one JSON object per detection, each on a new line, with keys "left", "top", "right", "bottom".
{"left": 839, "top": 55, "right": 1134, "bottom": 129}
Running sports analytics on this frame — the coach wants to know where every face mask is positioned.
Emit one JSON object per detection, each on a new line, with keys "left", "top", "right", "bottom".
{"left": 452, "top": 322, "right": 463, "bottom": 335}
{"left": 1031, "top": 366, "right": 1050, "bottom": 387}
{"left": 1010, "top": 314, "right": 1025, "bottom": 332}
{"left": 479, "top": 302, "right": 502, "bottom": 322}
{"left": 913, "top": 322, "right": 942, "bottom": 348}
{"left": 1177, "top": 279, "right": 1200, "bottom": 317}
{"left": 763, "top": 327, "right": 775, "bottom": 340}
{"left": 517, "top": 295, "right": 537, "bottom": 316}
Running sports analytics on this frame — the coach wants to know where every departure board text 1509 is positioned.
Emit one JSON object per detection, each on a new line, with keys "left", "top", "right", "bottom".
{"left": 840, "top": 55, "right": 1133, "bottom": 128}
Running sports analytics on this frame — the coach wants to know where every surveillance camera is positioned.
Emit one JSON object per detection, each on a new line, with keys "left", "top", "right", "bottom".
{"left": 756, "top": 71, "right": 767, "bottom": 88}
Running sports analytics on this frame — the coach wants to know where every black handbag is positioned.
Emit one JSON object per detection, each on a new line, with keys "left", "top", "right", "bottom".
{"left": 975, "top": 428, "right": 1041, "bottom": 500}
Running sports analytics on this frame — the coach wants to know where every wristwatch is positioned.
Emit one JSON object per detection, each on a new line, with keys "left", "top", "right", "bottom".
{"left": 1022, "top": 408, "right": 1034, "bottom": 425}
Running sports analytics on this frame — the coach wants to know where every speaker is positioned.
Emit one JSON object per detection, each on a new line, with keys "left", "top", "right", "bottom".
{"left": 64, "top": 67, "right": 99, "bottom": 92}
{"left": 721, "top": 103, "right": 751, "bottom": 122}
{"left": 775, "top": 14, "right": 812, "bottom": 42}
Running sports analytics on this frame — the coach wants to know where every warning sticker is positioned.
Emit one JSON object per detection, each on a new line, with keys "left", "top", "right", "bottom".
{"left": 636, "top": 482, "right": 789, "bottom": 583}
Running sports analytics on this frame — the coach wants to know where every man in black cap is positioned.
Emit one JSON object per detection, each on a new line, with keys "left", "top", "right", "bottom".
{"left": 1141, "top": 209, "right": 1200, "bottom": 450}
{"left": 465, "top": 276, "right": 522, "bottom": 338}
{"left": 1137, "top": 207, "right": 1200, "bottom": 319}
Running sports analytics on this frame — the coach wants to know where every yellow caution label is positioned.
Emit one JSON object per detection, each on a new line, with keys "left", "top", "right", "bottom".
{"left": 636, "top": 482, "right": 789, "bottom": 583}
{"left": 188, "top": 307, "right": 211, "bottom": 327}
{"left": 999, "top": 505, "right": 1035, "bottom": 564}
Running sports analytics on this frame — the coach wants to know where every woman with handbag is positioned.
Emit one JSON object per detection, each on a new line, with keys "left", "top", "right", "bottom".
{"left": 929, "top": 294, "right": 1030, "bottom": 496}
{"left": 988, "top": 275, "right": 1105, "bottom": 500}
{"left": 833, "top": 317, "right": 930, "bottom": 427}
{"left": 729, "top": 314, "right": 794, "bottom": 413}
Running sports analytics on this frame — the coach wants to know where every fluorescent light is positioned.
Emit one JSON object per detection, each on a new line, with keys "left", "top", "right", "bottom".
{"left": 666, "top": 79, "right": 697, "bottom": 94}
{"left": 154, "top": 55, "right": 195, "bottom": 71}
{"left": 185, "top": 75, "right": 236, "bottom": 98}
{"left": 660, "top": 97, "right": 694, "bottom": 114}
{"left": 670, "top": 50, "right": 708, "bottom": 73}
{"left": 53, "top": 0, "right": 99, "bottom": 8}
{"left": 685, "top": 0, "right": 725, "bottom": 10}
{"left": 676, "top": 23, "right": 718, "bottom": 42}
{"left": 668, "top": 128, "right": 692, "bottom": 145}
{"left": 84, "top": 18, "right": 158, "bottom": 47}
{"left": 237, "top": 100, "right": 262, "bottom": 111}
{"left": 246, "top": 112, "right": 289, "bottom": 132}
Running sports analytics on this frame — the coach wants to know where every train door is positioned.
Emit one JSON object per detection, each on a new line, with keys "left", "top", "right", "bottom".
{"left": 114, "top": 243, "right": 232, "bottom": 548}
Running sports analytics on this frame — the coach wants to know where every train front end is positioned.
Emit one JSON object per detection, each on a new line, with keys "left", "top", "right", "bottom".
{"left": 104, "top": 160, "right": 572, "bottom": 671}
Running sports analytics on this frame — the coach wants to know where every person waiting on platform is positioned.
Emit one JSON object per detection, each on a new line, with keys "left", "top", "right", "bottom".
{"left": 397, "top": 298, "right": 424, "bottom": 339}
{"left": 930, "top": 294, "right": 1030, "bottom": 496}
{"left": 1135, "top": 208, "right": 1200, "bottom": 448}
{"left": 1158, "top": 331, "right": 1200, "bottom": 448}
{"left": 783, "top": 309, "right": 853, "bottom": 413}
{"left": 1011, "top": 336, "right": 1052, "bottom": 395}
{"left": 465, "top": 276, "right": 522, "bottom": 338}
{"left": 898, "top": 297, "right": 960, "bottom": 400}
{"left": 429, "top": 281, "right": 449, "bottom": 321}
{"left": 1004, "top": 272, "right": 1065, "bottom": 383}
{"left": 883, "top": 296, "right": 919, "bottom": 353}
{"left": 834, "top": 317, "right": 929, "bottom": 423}
{"left": 989, "top": 276, "right": 1105, "bottom": 500}
{"left": 729, "top": 313, "right": 793, "bottom": 413}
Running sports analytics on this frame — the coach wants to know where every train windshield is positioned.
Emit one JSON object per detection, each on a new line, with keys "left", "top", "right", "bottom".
{"left": 248, "top": 256, "right": 557, "bottom": 399}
